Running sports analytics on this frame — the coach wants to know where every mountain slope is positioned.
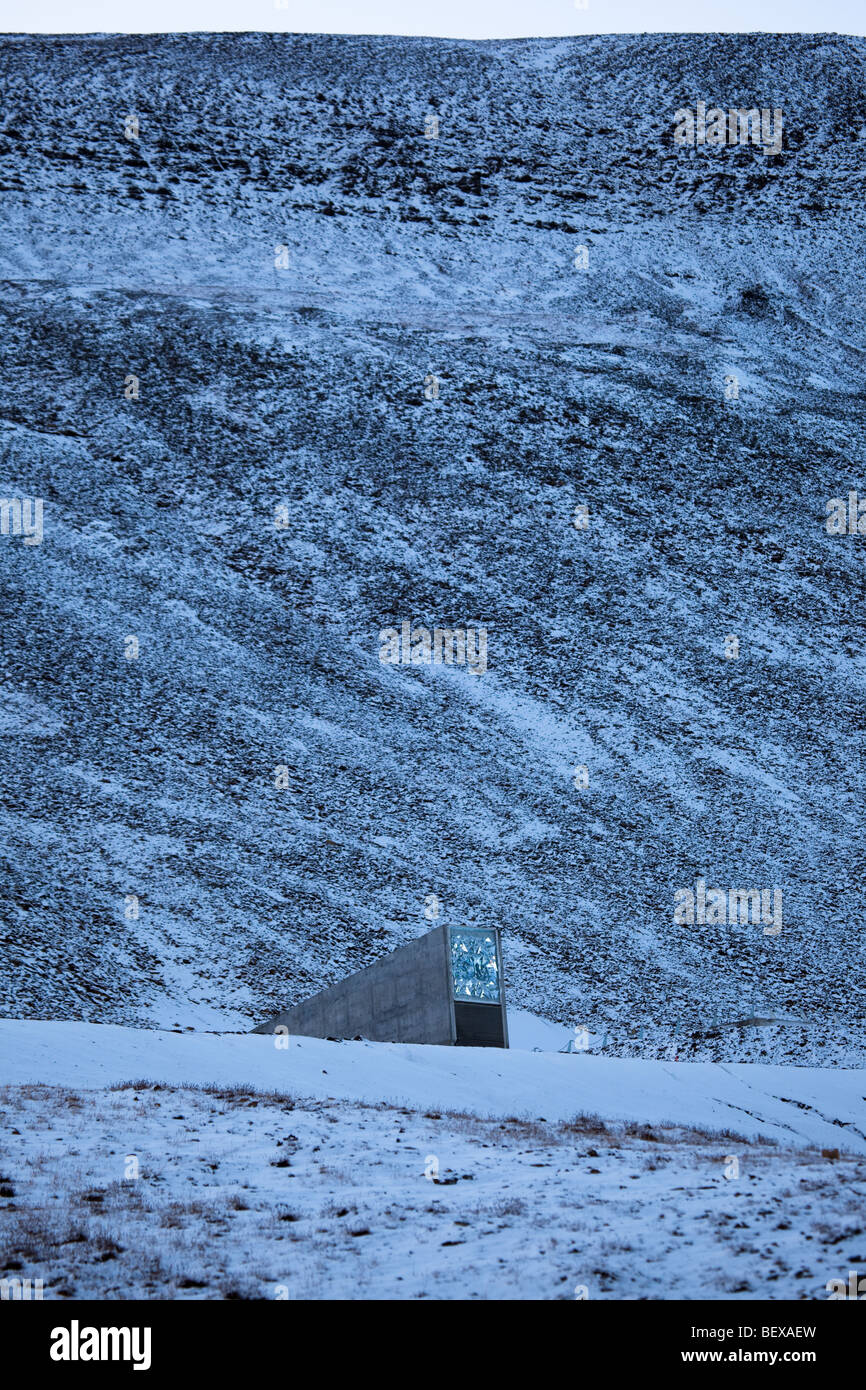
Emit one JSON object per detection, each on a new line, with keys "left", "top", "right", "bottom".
{"left": 1, "top": 32, "right": 865, "bottom": 1060}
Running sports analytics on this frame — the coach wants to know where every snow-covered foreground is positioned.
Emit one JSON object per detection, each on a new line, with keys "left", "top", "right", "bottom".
{"left": 1, "top": 1021, "right": 864, "bottom": 1300}
{"left": 0, "top": 1080, "right": 864, "bottom": 1302}
{"left": 1, "top": 1019, "right": 865, "bottom": 1154}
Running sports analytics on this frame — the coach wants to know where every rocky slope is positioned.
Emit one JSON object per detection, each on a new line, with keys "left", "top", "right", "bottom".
{"left": 0, "top": 32, "right": 865, "bottom": 1060}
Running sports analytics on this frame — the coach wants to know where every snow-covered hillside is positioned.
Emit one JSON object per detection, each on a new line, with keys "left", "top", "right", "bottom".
{"left": 3, "top": 1018, "right": 866, "bottom": 1150}
{"left": 1, "top": 33, "right": 865, "bottom": 1061}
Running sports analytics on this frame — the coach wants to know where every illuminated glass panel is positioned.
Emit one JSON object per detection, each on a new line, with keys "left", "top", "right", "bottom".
{"left": 450, "top": 928, "right": 500, "bottom": 1002}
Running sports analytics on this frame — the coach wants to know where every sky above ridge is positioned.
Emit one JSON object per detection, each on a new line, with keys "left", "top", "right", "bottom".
{"left": 2, "top": 0, "right": 864, "bottom": 37}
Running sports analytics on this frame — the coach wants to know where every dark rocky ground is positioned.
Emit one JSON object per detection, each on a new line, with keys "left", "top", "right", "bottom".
{"left": 0, "top": 32, "right": 865, "bottom": 1060}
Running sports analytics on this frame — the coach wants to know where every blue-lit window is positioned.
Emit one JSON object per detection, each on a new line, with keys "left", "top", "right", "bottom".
{"left": 450, "top": 928, "right": 500, "bottom": 1002}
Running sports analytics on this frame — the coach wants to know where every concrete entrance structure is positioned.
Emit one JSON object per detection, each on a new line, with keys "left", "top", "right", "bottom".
{"left": 254, "top": 924, "right": 508, "bottom": 1048}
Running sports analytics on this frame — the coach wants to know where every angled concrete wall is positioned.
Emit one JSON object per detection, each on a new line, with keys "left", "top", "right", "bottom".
{"left": 253, "top": 924, "right": 456, "bottom": 1044}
